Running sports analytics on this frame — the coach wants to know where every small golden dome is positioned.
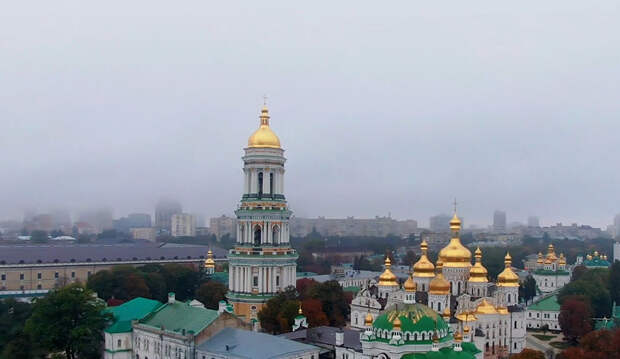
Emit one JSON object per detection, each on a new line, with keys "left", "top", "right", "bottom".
{"left": 204, "top": 249, "right": 215, "bottom": 268}
{"left": 587, "top": 254, "right": 593, "bottom": 260}
{"left": 378, "top": 256, "right": 398, "bottom": 286}
{"left": 464, "top": 326, "right": 470, "bottom": 333}
{"left": 392, "top": 316, "right": 402, "bottom": 330}
{"left": 442, "top": 307, "right": 451, "bottom": 319}
{"left": 594, "top": 250, "right": 599, "bottom": 257}
{"left": 558, "top": 253, "right": 566, "bottom": 265}
{"left": 413, "top": 240, "right": 435, "bottom": 278}
{"left": 429, "top": 261, "right": 450, "bottom": 295}
{"left": 439, "top": 214, "right": 472, "bottom": 268}
{"left": 475, "top": 299, "right": 498, "bottom": 315}
{"left": 247, "top": 106, "right": 281, "bottom": 148}
{"left": 497, "top": 252, "right": 519, "bottom": 287}
{"left": 404, "top": 275, "right": 416, "bottom": 292}
{"left": 469, "top": 247, "right": 488, "bottom": 283}
{"left": 455, "top": 311, "right": 477, "bottom": 322}
{"left": 546, "top": 244, "right": 558, "bottom": 262}
{"left": 537, "top": 252, "right": 544, "bottom": 264}
{"left": 365, "top": 312, "right": 374, "bottom": 326}
{"left": 298, "top": 303, "right": 303, "bottom": 315}
{"left": 454, "top": 331, "right": 463, "bottom": 341}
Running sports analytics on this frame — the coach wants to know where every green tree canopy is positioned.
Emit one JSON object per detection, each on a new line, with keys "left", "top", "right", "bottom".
{"left": 195, "top": 281, "right": 228, "bottom": 310}
{"left": 25, "top": 284, "right": 111, "bottom": 359}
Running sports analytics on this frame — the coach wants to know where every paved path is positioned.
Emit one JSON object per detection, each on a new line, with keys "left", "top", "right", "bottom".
{"left": 525, "top": 333, "right": 561, "bottom": 357}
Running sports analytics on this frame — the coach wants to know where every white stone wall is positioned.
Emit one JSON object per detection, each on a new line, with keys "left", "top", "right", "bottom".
{"left": 104, "top": 332, "right": 133, "bottom": 359}
{"left": 335, "top": 346, "right": 371, "bottom": 359}
{"left": 133, "top": 327, "right": 193, "bottom": 359}
{"left": 526, "top": 309, "right": 560, "bottom": 331}
{"left": 533, "top": 274, "right": 570, "bottom": 293}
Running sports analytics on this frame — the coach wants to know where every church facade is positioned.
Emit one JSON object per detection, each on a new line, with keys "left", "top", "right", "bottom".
{"left": 226, "top": 105, "right": 298, "bottom": 322}
{"left": 350, "top": 213, "right": 526, "bottom": 358}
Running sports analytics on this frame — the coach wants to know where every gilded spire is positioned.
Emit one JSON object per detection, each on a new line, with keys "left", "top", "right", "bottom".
{"left": 469, "top": 246, "right": 488, "bottom": 283}
{"left": 298, "top": 302, "right": 303, "bottom": 315}
{"left": 497, "top": 252, "right": 519, "bottom": 287}
{"left": 413, "top": 239, "right": 435, "bottom": 278}
{"left": 378, "top": 255, "right": 398, "bottom": 286}
{"left": 248, "top": 104, "right": 281, "bottom": 148}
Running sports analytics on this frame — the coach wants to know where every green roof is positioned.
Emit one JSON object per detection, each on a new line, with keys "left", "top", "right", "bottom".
{"left": 594, "top": 305, "right": 620, "bottom": 330}
{"left": 210, "top": 271, "right": 229, "bottom": 285}
{"left": 343, "top": 286, "right": 361, "bottom": 293}
{"left": 401, "top": 343, "right": 479, "bottom": 359}
{"left": 296, "top": 272, "right": 318, "bottom": 278}
{"left": 584, "top": 258, "right": 610, "bottom": 268}
{"left": 528, "top": 295, "right": 560, "bottom": 312}
{"left": 140, "top": 300, "right": 219, "bottom": 334}
{"left": 373, "top": 303, "right": 449, "bottom": 334}
{"left": 105, "top": 297, "right": 163, "bottom": 333}
{"left": 533, "top": 269, "right": 570, "bottom": 276}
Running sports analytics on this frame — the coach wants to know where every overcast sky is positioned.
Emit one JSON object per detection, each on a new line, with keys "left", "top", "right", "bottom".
{"left": 1, "top": 1, "right": 619, "bottom": 227}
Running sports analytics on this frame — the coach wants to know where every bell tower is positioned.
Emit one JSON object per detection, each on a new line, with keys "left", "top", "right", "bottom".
{"left": 227, "top": 105, "right": 298, "bottom": 322}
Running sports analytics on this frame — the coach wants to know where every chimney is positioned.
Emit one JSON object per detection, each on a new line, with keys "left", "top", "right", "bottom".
{"left": 168, "top": 292, "right": 175, "bottom": 304}
{"left": 335, "top": 330, "right": 344, "bottom": 346}
{"left": 218, "top": 300, "right": 227, "bottom": 313}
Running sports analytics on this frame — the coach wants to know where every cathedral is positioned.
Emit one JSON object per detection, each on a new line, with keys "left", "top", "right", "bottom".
{"left": 226, "top": 105, "right": 298, "bottom": 322}
{"left": 350, "top": 213, "right": 526, "bottom": 358}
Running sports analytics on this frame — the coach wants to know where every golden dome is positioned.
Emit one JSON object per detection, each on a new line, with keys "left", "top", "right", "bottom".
{"left": 413, "top": 240, "right": 435, "bottom": 278}
{"left": 455, "top": 311, "right": 477, "bottom": 322}
{"left": 439, "top": 214, "right": 471, "bottom": 268}
{"left": 442, "top": 307, "right": 451, "bottom": 320}
{"left": 546, "top": 244, "right": 558, "bottom": 262}
{"left": 594, "top": 250, "right": 599, "bottom": 257}
{"left": 463, "top": 326, "right": 470, "bottom": 333}
{"left": 204, "top": 249, "right": 215, "bottom": 268}
{"left": 497, "top": 252, "right": 519, "bottom": 287}
{"left": 558, "top": 253, "right": 566, "bottom": 265}
{"left": 497, "top": 306, "right": 509, "bottom": 315}
{"left": 454, "top": 331, "right": 463, "bottom": 341}
{"left": 475, "top": 299, "right": 498, "bottom": 315}
{"left": 429, "top": 260, "right": 450, "bottom": 295}
{"left": 587, "top": 254, "right": 593, "bottom": 260}
{"left": 404, "top": 275, "right": 416, "bottom": 292}
{"left": 392, "top": 316, "right": 402, "bottom": 330}
{"left": 365, "top": 312, "right": 374, "bottom": 326}
{"left": 247, "top": 106, "right": 281, "bottom": 148}
{"left": 469, "top": 247, "right": 488, "bottom": 283}
{"left": 378, "top": 257, "right": 398, "bottom": 286}
{"left": 537, "top": 252, "right": 544, "bottom": 264}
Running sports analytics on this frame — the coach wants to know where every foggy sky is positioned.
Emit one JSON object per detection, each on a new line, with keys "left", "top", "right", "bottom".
{"left": 2, "top": 1, "right": 619, "bottom": 227}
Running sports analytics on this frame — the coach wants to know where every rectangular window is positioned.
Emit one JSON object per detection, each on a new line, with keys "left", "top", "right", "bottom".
{"left": 276, "top": 276, "right": 280, "bottom": 286}
{"left": 253, "top": 276, "right": 258, "bottom": 287}
{"left": 37, "top": 284, "right": 42, "bottom": 289}
{"left": 87, "top": 271, "right": 91, "bottom": 277}
{"left": 71, "top": 272, "right": 75, "bottom": 278}
{"left": 1, "top": 274, "right": 5, "bottom": 281}
{"left": 55, "top": 272, "right": 59, "bottom": 278}
{"left": 37, "top": 272, "right": 42, "bottom": 279}
{"left": 20, "top": 273, "right": 24, "bottom": 280}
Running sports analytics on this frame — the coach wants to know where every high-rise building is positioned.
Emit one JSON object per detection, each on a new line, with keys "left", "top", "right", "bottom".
{"left": 155, "top": 199, "right": 182, "bottom": 232}
{"left": 114, "top": 213, "right": 152, "bottom": 233}
{"left": 614, "top": 214, "right": 620, "bottom": 239}
{"left": 493, "top": 210, "right": 507, "bottom": 232}
{"left": 209, "top": 215, "right": 237, "bottom": 240}
{"left": 429, "top": 214, "right": 451, "bottom": 232}
{"left": 227, "top": 105, "right": 298, "bottom": 322}
{"left": 170, "top": 213, "right": 196, "bottom": 237}
{"left": 527, "top": 216, "right": 540, "bottom": 227}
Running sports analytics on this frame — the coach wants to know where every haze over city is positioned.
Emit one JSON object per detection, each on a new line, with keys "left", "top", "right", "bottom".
{"left": 2, "top": 1, "right": 619, "bottom": 227}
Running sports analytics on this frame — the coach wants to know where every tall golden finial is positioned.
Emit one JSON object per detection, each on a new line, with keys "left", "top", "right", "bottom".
{"left": 298, "top": 302, "right": 303, "bottom": 315}
{"left": 453, "top": 198, "right": 458, "bottom": 214}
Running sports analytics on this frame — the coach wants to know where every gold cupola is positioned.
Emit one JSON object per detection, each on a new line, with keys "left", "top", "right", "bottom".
{"left": 429, "top": 260, "right": 450, "bottom": 295}
{"left": 442, "top": 307, "right": 451, "bottom": 320}
{"left": 247, "top": 105, "right": 281, "bottom": 148}
{"left": 404, "top": 275, "right": 416, "bottom": 292}
{"left": 475, "top": 299, "right": 498, "bottom": 315}
{"left": 546, "top": 244, "right": 558, "bottom": 262}
{"left": 204, "top": 249, "right": 215, "bottom": 269}
{"left": 468, "top": 247, "right": 488, "bottom": 283}
{"left": 392, "top": 316, "right": 402, "bottom": 331}
{"left": 438, "top": 213, "right": 472, "bottom": 268}
{"left": 497, "top": 252, "right": 519, "bottom": 287}
{"left": 558, "top": 253, "right": 566, "bottom": 265}
{"left": 413, "top": 240, "right": 435, "bottom": 277}
{"left": 364, "top": 312, "right": 374, "bottom": 326}
{"left": 537, "top": 252, "right": 544, "bottom": 264}
{"left": 378, "top": 257, "right": 398, "bottom": 286}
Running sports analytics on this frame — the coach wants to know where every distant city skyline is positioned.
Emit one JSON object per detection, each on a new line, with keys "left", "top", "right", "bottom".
{"left": 2, "top": 2, "right": 620, "bottom": 228}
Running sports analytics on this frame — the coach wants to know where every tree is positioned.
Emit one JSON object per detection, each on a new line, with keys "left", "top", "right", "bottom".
{"left": 301, "top": 298, "right": 329, "bottom": 327}
{"left": 558, "top": 328, "right": 620, "bottom": 359}
{"left": 161, "top": 264, "right": 201, "bottom": 301}
{"left": 195, "top": 281, "right": 228, "bottom": 310}
{"left": 559, "top": 270, "right": 611, "bottom": 318}
{"left": 296, "top": 278, "right": 318, "bottom": 298}
{"left": 511, "top": 348, "right": 545, "bottom": 359}
{"left": 0, "top": 299, "right": 43, "bottom": 359}
{"left": 571, "top": 265, "right": 588, "bottom": 282}
{"left": 558, "top": 296, "right": 592, "bottom": 342}
{"left": 258, "top": 286, "right": 298, "bottom": 334}
{"left": 307, "top": 280, "right": 350, "bottom": 327}
{"left": 541, "top": 324, "right": 549, "bottom": 335}
{"left": 25, "top": 284, "right": 111, "bottom": 359}
{"left": 609, "top": 260, "right": 620, "bottom": 305}
{"left": 519, "top": 275, "right": 537, "bottom": 304}
{"left": 30, "top": 230, "right": 48, "bottom": 243}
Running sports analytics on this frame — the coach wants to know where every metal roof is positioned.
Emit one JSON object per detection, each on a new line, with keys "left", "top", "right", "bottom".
{"left": 0, "top": 242, "right": 227, "bottom": 265}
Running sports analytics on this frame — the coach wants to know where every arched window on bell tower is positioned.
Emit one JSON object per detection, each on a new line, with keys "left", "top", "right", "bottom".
{"left": 254, "top": 225, "right": 262, "bottom": 246}
{"left": 269, "top": 173, "right": 274, "bottom": 195}
{"left": 273, "top": 226, "right": 280, "bottom": 245}
{"left": 258, "top": 172, "right": 263, "bottom": 197}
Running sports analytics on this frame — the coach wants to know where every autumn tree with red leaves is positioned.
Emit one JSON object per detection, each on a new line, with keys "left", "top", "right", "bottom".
{"left": 511, "top": 348, "right": 545, "bottom": 359}
{"left": 558, "top": 328, "right": 620, "bottom": 359}
{"left": 558, "top": 296, "right": 593, "bottom": 342}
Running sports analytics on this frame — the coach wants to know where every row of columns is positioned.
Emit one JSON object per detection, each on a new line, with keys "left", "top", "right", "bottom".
{"left": 236, "top": 220, "right": 289, "bottom": 245}
{"left": 244, "top": 168, "right": 285, "bottom": 195}
{"left": 229, "top": 265, "right": 296, "bottom": 293}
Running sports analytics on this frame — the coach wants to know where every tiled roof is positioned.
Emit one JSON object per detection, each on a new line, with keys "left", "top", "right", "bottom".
{"left": 140, "top": 300, "right": 219, "bottom": 334}
{"left": 198, "top": 328, "right": 319, "bottom": 359}
{"left": 528, "top": 295, "right": 560, "bottom": 312}
{"left": 0, "top": 242, "right": 226, "bottom": 265}
{"left": 105, "top": 297, "right": 162, "bottom": 333}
